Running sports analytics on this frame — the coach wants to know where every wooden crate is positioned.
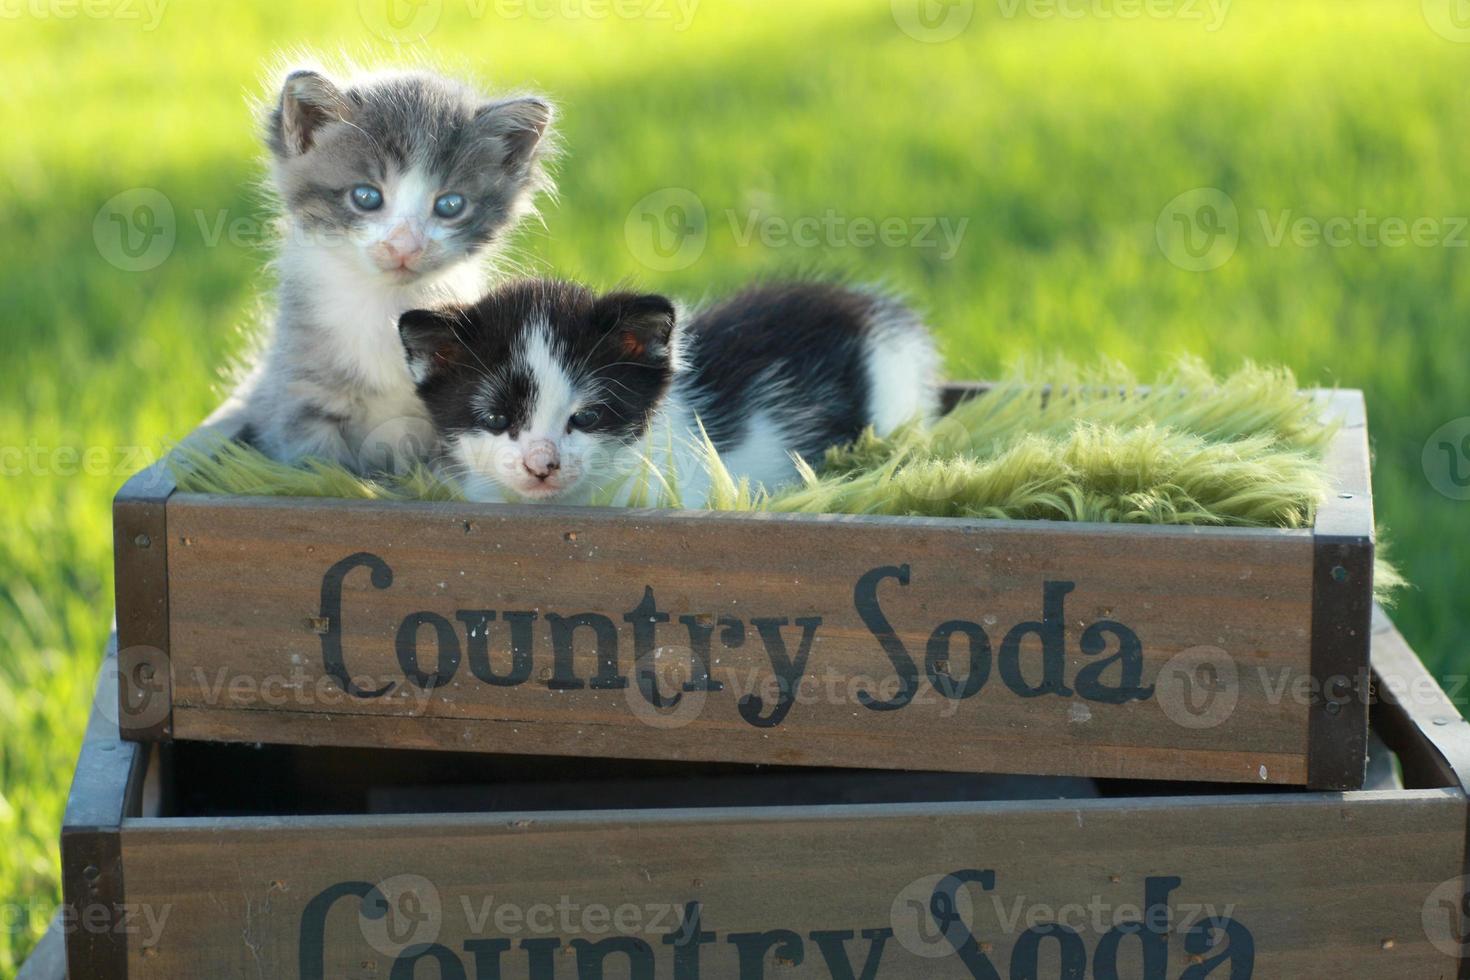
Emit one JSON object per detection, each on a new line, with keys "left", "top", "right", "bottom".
{"left": 60, "top": 612, "right": 1470, "bottom": 978}
{"left": 113, "top": 386, "right": 1375, "bottom": 788}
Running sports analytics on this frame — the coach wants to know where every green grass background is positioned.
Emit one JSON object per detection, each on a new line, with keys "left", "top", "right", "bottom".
{"left": 2, "top": 0, "right": 1469, "bottom": 970}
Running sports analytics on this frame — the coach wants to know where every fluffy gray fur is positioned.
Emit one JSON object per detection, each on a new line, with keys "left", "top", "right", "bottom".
{"left": 241, "top": 66, "right": 556, "bottom": 472}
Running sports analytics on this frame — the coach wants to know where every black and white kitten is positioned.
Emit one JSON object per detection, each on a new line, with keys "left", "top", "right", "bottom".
{"left": 399, "top": 280, "right": 940, "bottom": 505}
{"left": 243, "top": 67, "right": 555, "bottom": 471}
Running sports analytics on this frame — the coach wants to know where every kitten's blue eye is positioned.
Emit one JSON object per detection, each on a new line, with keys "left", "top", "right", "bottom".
{"left": 351, "top": 185, "right": 384, "bottom": 211}
{"left": 569, "top": 409, "right": 600, "bottom": 431}
{"left": 484, "top": 414, "right": 511, "bottom": 435}
{"left": 433, "top": 193, "right": 466, "bottom": 219}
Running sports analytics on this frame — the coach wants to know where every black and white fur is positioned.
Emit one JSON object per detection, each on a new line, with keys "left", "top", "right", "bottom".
{"left": 400, "top": 279, "right": 940, "bottom": 504}
{"left": 241, "top": 65, "right": 555, "bottom": 471}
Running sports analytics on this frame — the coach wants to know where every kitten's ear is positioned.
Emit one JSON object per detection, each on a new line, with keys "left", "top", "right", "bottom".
{"left": 399, "top": 308, "right": 467, "bottom": 383}
{"left": 595, "top": 294, "right": 677, "bottom": 361}
{"left": 273, "top": 70, "right": 352, "bottom": 157}
{"left": 474, "top": 96, "right": 554, "bottom": 172}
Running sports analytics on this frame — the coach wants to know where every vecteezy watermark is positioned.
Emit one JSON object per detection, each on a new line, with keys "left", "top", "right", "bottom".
{"left": 1424, "top": 417, "right": 1470, "bottom": 501}
{"left": 358, "top": 0, "right": 444, "bottom": 42}
{"left": 891, "top": 870, "right": 1255, "bottom": 972}
{"left": 1, "top": 900, "right": 172, "bottom": 948}
{"left": 489, "top": 0, "right": 698, "bottom": 29}
{"left": 1423, "top": 0, "right": 1470, "bottom": 43}
{"left": 1158, "top": 188, "right": 1470, "bottom": 271}
{"left": 624, "top": 188, "right": 709, "bottom": 272}
{"left": 358, "top": 0, "right": 697, "bottom": 42}
{"left": 95, "top": 189, "right": 527, "bottom": 274}
{"left": 994, "top": 0, "right": 1230, "bottom": 30}
{"left": 304, "top": 875, "right": 693, "bottom": 976}
{"left": 359, "top": 876, "right": 444, "bottom": 957}
{"left": 1155, "top": 187, "right": 1240, "bottom": 272}
{"left": 728, "top": 209, "right": 970, "bottom": 261}
{"left": 94, "top": 189, "right": 176, "bottom": 272}
{"left": 891, "top": 0, "right": 975, "bottom": 42}
{"left": 891, "top": 872, "right": 978, "bottom": 959}
{"left": 1256, "top": 209, "right": 1470, "bottom": 250}
{"left": 624, "top": 188, "right": 969, "bottom": 270}
{"left": 0, "top": 441, "right": 160, "bottom": 479}
{"left": 1154, "top": 646, "right": 1240, "bottom": 730}
{"left": 1423, "top": 876, "right": 1470, "bottom": 958}
{"left": 0, "top": 0, "right": 168, "bottom": 30}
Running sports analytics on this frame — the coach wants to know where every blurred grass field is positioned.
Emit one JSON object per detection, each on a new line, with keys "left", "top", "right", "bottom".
{"left": 2, "top": 0, "right": 1469, "bottom": 971}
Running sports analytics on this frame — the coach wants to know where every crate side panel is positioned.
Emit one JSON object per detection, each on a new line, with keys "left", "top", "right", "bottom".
{"left": 119, "top": 792, "right": 1465, "bottom": 978}
{"left": 167, "top": 496, "right": 1316, "bottom": 784}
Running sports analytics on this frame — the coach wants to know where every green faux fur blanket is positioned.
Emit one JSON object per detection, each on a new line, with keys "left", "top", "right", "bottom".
{"left": 173, "top": 359, "right": 1404, "bottom": 601}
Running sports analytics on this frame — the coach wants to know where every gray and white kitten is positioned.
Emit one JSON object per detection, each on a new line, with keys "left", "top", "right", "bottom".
{"left": 242, "top": 67, "right": 555, "bottom": 471}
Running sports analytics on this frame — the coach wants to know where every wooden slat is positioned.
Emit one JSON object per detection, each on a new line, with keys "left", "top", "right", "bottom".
{"left": 60, "top": 637, "right": 139, "bottom": 980}
{"left": 118, "top": 789, "right": 1464, "bottom": 978}
{"left": 1307, "top": 390, "right": 1376, "bottom": 789}
{"left": 114, "top": 460, "right": 176, "bottom": 741}
{"left": 60, "top": 608, "right": 1464, "bottom": 978}
{"left": 113, "top": 403, "right": 252, "bottom": 743}
{"left": 126, "top": 387, "right": 1379, "bottom": 787}
{"left": 164, "top": 494, "right": 1317, "bottom": 784}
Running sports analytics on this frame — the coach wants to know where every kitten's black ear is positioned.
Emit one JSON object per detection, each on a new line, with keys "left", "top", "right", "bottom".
{"left": 594, "top": 294, "right": 677, "bottom": 361}
{"left": 273, "top": 70, "right": 352, "bottom": 157}
{"left": 399, "top": 308, "right": 467, "bottom": 382}
{"left": 474, "top": 97, "right": 554, "bottom": 172}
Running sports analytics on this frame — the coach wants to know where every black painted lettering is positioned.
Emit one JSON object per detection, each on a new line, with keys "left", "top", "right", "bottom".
{"left": 738, "top": 618, "right": 821, "bottom": 728}
{"left": 999, "top": 581, "right": 1076, "bottom": 698}
{"left": 319, "top": 553, "right": 394, "bottom": 698}
{"left": 395, "top": 612, "right": 461, "bottom": 690}
{"left": 810, "top": 928, "right": 892, "bottom": 980}
{"left": 546, "top": 613, "right": 625, "bottom": 691}
{"left": 854, "top": 565, "right": 920, "bottom": 711}
{"left": 460, "top": 611, "right": 536, "bottom": 688}
{"left": 926, "top": 621, "right": 992, "bottom": 700}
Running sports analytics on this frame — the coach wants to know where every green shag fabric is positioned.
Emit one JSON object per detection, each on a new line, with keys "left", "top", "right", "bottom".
{"left": 173, "top": 359, "right": 1401, "bottom": 598}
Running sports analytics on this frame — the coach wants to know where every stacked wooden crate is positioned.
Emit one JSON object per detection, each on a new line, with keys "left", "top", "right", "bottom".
{"left": 39, "top": 387, "right": 1470, "bottom": 978}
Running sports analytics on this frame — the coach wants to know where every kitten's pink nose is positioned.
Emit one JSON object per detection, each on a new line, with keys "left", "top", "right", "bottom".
{"left": 381, "top": 227, "right": 424, "bottom": 267}
{"left": 521, "top": 440, "right": 560, "bottom": 481}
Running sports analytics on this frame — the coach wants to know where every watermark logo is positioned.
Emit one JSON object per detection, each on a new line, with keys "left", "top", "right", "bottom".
{"left": 359, "top": 0, "right": 443, "bottom": 42}
{"left": 892, "top": 0, "right": 975, "bottom": 42}
{"left": 728, "top": 209, "right": 968, "bottom": 260}
{"left": 1423, "top": 876, "right": 1470, "bottom": 957}
{"left": 624, "top": 645, "right": 710, "bottom": 730}
{"left": 891, "top": 872, "right": 978, "bottom": 958}
{"left": 1423, "top": 0, "right": 1470, "bottom": 43}
{"left": 994, "top": 0, "right": 1230, "bottom": 31}
{"left": 360, "top": 875, "right": 444, "bottom": 957}
{"left": 0, "top": 0, "right": 168, "bottom": 30}
{"left": 109, "top": 647, "right": 172, "bottom": 734}
{"left": 94, "top": 188, "right": 175, "bottom": 272}
{"left": 491, "top": 0, "right": 700, "bottom": 29}
{"left": 1155, "top": 646, "right": 1239, "bottom": 730}
{"left": 358, "top": 415, "right": 438, "bottom": 476}
{"left": 625, "top": 188, "right": 708, "bottom": 272}
{"left": 1156, "top": 187, "right": 1239, "bottom": 272}
{"left": 1424, "top": 418, "right": 1470, "bottom": 501}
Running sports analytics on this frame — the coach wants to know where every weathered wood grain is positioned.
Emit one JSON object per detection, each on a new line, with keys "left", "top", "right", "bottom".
{"left": 61, "top": 636, "right": 141, "bottom": 979}
{"left": 1307, "top": 390, "right": 1375, "bottom": 789}
{"left": 59, "top": 612, "right": 1470, "bottom": 979}
{"left": 119, "top": 387, "right": 1383, "bottom": 788}
{"left": 118, "top": 789, "right": 1464, "bottom": 978}
{"left": 165, "top": 496, "right": 1316, "bottom": 784}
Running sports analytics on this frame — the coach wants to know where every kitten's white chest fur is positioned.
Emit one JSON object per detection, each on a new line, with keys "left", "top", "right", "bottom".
{"left": 291, "top": 243, "right": 480, "bottom": 395}
{"left": 252, "top": 241, "right": 485, "bottom": 470}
